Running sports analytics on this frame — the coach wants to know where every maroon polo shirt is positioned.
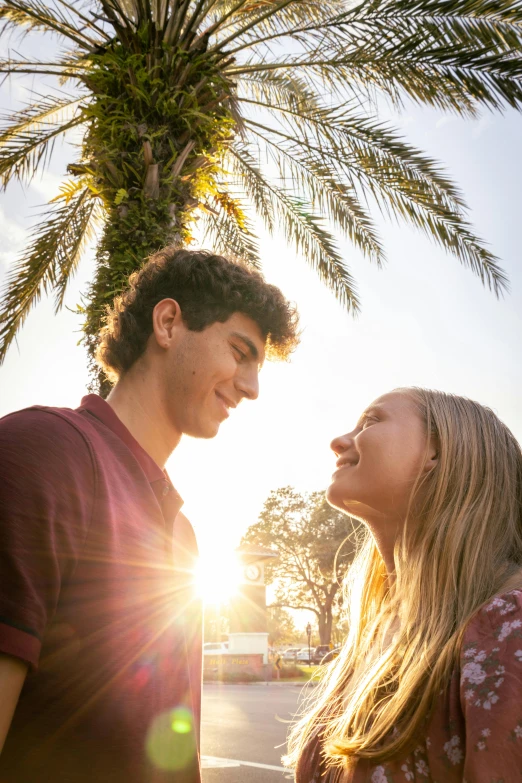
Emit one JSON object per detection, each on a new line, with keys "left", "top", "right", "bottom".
{"left": 0, "top": 395, "right": 202, "bottom": 783}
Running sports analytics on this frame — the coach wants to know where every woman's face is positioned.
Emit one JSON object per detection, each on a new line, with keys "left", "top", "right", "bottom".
{"left": 327, "top": 391, "right": 435, "bottom": 525}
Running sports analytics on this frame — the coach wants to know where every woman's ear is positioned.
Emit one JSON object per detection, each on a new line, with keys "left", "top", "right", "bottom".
{"left": 423, "top": 434, "right": 439, "bottom": 474}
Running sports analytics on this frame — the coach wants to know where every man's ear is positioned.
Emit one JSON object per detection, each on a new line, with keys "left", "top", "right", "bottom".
{"left": 151, "top": 298, "right": 184, "bottom": 349}
{"left": 423, "top": 433, "right": 439, "bottom": 474}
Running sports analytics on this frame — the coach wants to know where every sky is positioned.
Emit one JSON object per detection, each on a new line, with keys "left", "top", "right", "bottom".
{"left": 1, "top": 32, "right": 521, "bottom": 614}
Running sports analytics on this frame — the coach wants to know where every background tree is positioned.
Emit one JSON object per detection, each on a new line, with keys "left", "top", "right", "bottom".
{"left": 242, "top": 486, "right": 364, "bottom": 645}
{"left": 267, "top": 605, "right": 300, "bottom": 648}
{"left": 2, "top": 0, "right": 522, "bottom": 391}
{"left": 203, "top": 602, "right": 230, "bottom": 643}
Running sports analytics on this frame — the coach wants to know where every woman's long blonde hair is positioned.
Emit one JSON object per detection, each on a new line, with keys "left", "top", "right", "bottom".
{"left": 285, "top": 388, "right": 522, "bottom": 777}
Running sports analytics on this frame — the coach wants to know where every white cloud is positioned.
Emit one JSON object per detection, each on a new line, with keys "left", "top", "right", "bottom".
{"left": 472, "top": 115, "right": 494, "bottom": 139}
{"left": 0, "top": 206, "right": 27, "bottom": 271}
{"left": 392, "top": 113, "right": 415, "bottom": 130}
{"left": 435, "top": 116, "right": 455, "bottom": 130}
{"left": 30, "top": 170, "right": 64, "bottom": 201}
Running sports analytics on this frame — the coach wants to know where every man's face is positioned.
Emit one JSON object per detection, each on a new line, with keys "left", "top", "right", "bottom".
{"left": 160, "top": 312, "right": 266, "bottom": 439}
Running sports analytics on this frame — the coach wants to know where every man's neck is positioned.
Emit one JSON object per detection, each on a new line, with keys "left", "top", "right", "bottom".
{"left": 105, "top": 370, "right": 181, "bottom": 469}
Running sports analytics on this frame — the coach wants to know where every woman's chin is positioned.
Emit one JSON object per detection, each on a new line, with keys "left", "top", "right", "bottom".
{"left": 326, "top": 484, "right": 349, "bottom": 511}
{"left": 327, "top": 485, "right": 368, "bottom": 519}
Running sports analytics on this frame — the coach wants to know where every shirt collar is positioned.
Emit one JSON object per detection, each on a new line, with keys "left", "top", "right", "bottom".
{"left": 78, "top": 394, "right": 183, "bottom": 513}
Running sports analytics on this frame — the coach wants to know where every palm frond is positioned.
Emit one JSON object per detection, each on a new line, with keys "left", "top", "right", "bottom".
{"left": 229, "top": 145, "right": 360, "bottom": 311}
{"left": 226, "top": 0, "right": 522, "bottom": 115}
{"left": 325, "top": 6, "right": 522, "bottom": 112}
{"left": 240, "top": 100, "right": 507, "bottom": 292}
{"left": 55, "top": 0, "right": 113, "bottom": 42}
{"left": 167, "top": 0, "right": 210, "bottom": 45}
{"left": 179, "top": 0, "right": 252, "bottom": 48}
{"left": 0, "top": 0, "right": 102, "bottom": 48}
{"left": 237, "top": 0, "right": 522, "bottom": 56}
{"left": 228, "top": 138, "right": 384, "bottom": 265}
{"left": 367, "top": 0, "right": 522, "bottom": 25}
{"left": 212, "top": 0, "right": 337, "bottom": 40}
{"left": 209, "top": 0, "right": 303, "bottom": 51}
{"left": 175, "top": 0, "right": 223, "bottom": 41}
{"left": 0, "top": 184, "right": 99, "bottom": 363}
{"left": 225, "top": 143, "right": 274, "bottom": 234}
{"left": 201, "top": 189, "right": 262, "bottom": 268}
{"left": 242, "top": 112, "right": 464, "bottom": 217}
{"left": 0, "top": 56, "right": 86, "bottom": 80}
{"left": 238, "top": 70, "right": 323, "bottom": 114}
{"left": 267, "top": 143, "right": 385, "bottom": 265}
{"left": 369, "top": 184, "right": 508, "bottom": 294}
{"left": 116, "top": 0, "right": 164, "bottom": 28}
{"left": 52, "top": 197, "right": 102, "bottom": 309}
{"left": 0, "top": 94, "right": 86, "bottom": 188}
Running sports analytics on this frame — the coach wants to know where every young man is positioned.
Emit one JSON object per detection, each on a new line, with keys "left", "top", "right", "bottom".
{"left": 0, "top": 248, "right": 298, "bottom": 782}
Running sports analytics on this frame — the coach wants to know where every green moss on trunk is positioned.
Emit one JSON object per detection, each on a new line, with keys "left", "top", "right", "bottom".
{"left": 78, "top": 37, "right": 236, "bottom": 392}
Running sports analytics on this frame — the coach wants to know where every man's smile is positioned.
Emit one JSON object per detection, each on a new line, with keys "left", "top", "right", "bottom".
{"left": 215, "top": 391, "right": 237, "bottom": 418}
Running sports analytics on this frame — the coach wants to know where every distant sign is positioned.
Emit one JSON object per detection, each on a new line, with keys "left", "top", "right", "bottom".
{"left": 202, "top": 653, "right": 265, "bottom": 677}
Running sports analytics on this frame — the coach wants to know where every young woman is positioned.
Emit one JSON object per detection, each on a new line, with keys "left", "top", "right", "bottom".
{"left": 286, "top": 388, "right": 522, "bottom": 782}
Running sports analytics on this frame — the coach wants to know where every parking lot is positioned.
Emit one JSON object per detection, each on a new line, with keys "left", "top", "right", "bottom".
{"left": 201, "top": 682, "right": 309, "bottom": 781}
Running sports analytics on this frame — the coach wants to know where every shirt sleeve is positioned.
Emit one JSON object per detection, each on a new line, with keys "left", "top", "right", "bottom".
{"left": 461, "top": 590, "right": 522, "bottom": 782}
{"left": 0, "top": 409, "right": 95, "bottom": 667}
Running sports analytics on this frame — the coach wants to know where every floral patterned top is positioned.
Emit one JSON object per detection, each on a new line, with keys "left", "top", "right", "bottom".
{"left": 324, "top": 590, "right": 522, "bottom": 783}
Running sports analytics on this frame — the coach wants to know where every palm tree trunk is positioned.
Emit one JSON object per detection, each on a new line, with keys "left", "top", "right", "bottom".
{"left": 83, "top": 192, "right": 186, "bottom": 396}
{"left": 78, "top": 42, "right": 233, "bottom": 395}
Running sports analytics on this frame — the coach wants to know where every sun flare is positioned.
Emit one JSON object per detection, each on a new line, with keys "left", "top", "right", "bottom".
{"left": 195, "top": 550, "right": 243, "bottom": 605}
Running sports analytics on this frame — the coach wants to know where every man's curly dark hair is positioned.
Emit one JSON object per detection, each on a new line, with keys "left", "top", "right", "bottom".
{"left": 96, "top": 247, "right": 299, "bottom": 382}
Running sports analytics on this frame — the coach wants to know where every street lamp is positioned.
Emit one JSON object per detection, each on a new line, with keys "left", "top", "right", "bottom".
{"left": 306, "top": 622, "right": 312, "bottom": 666}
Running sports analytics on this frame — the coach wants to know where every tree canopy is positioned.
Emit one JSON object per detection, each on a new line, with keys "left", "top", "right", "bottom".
{"left": 1, "top": 0, "right": 521, "bottom": 388}
{"left": 267, "top": 605, "right": 300, "bottom": 647}
{"left": 242, "top": 486, "right": 364, "bottom": 644}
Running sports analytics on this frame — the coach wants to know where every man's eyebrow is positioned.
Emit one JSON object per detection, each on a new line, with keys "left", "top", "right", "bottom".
{"left": 231, "top": 332, "right": 260, "bottom": 361}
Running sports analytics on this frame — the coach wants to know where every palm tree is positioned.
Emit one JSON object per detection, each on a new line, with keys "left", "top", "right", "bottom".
{"left": 1, "top": 0, "right": 521, "bottom": 393}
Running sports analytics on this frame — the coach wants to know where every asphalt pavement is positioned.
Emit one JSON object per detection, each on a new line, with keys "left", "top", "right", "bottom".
{"left": 201, "top": 682, "right": 311, "bottom": 782}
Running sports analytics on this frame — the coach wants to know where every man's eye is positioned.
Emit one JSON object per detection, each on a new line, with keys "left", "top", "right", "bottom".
{"left": 362, "top": 416, "right": 377, "bottom": 428}
{"left": 233, "top": 346, "right": 246, "bottom": 361}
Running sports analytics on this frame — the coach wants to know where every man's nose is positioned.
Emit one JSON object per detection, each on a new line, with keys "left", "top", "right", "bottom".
{"left": 330, "top": 433, "right": 353, "bottom": 455}
{"left": 237, "top": 366, "right": 259, "bottom": 401}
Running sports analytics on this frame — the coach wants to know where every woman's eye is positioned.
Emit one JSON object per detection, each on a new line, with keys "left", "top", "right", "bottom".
{"left": 233, "top": 346, "right": 246, "bottom": 361}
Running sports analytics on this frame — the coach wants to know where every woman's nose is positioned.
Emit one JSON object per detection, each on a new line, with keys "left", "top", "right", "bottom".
{"left": 330, "top": 433, "right": 352, "bottom": 455}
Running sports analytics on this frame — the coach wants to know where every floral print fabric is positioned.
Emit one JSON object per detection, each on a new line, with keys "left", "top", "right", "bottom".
{"left": 334, "top": 590, "right": 522, "bottom": 783}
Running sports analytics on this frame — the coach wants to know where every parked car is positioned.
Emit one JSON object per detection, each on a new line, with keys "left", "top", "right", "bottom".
{"left": 312, "top": 645, "right": 333, "bottom": 665}
{"left": 295, "top": 648, "right": 313, "bottom": 663}
{"left": 319, "top": 647, "right": 341, "bottom": 664}
{"left": 203, "top": 642, "right": 229, "bottom": 656}
{"left": 282, "top": 647, "right": 301, "bottom": 662}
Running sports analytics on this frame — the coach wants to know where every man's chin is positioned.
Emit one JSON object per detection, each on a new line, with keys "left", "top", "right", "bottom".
{"left": 186, "top": 420, "right": 222, "bottom": 439}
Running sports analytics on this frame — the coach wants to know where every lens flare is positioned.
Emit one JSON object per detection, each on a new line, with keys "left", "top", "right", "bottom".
{"left": 146, "top": 707, "right": 196, "bottom": 771}
{"left": 171, "top": 709, "right": 192, "bottom": 734}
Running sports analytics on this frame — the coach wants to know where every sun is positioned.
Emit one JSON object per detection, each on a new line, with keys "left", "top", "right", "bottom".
{"left": 194, "top": 549, "right": 243, "bottom": 605}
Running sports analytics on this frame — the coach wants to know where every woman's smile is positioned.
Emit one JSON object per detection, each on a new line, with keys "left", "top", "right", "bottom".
{"left": 332, "top": 457, "right": 358, "bottom": 478}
